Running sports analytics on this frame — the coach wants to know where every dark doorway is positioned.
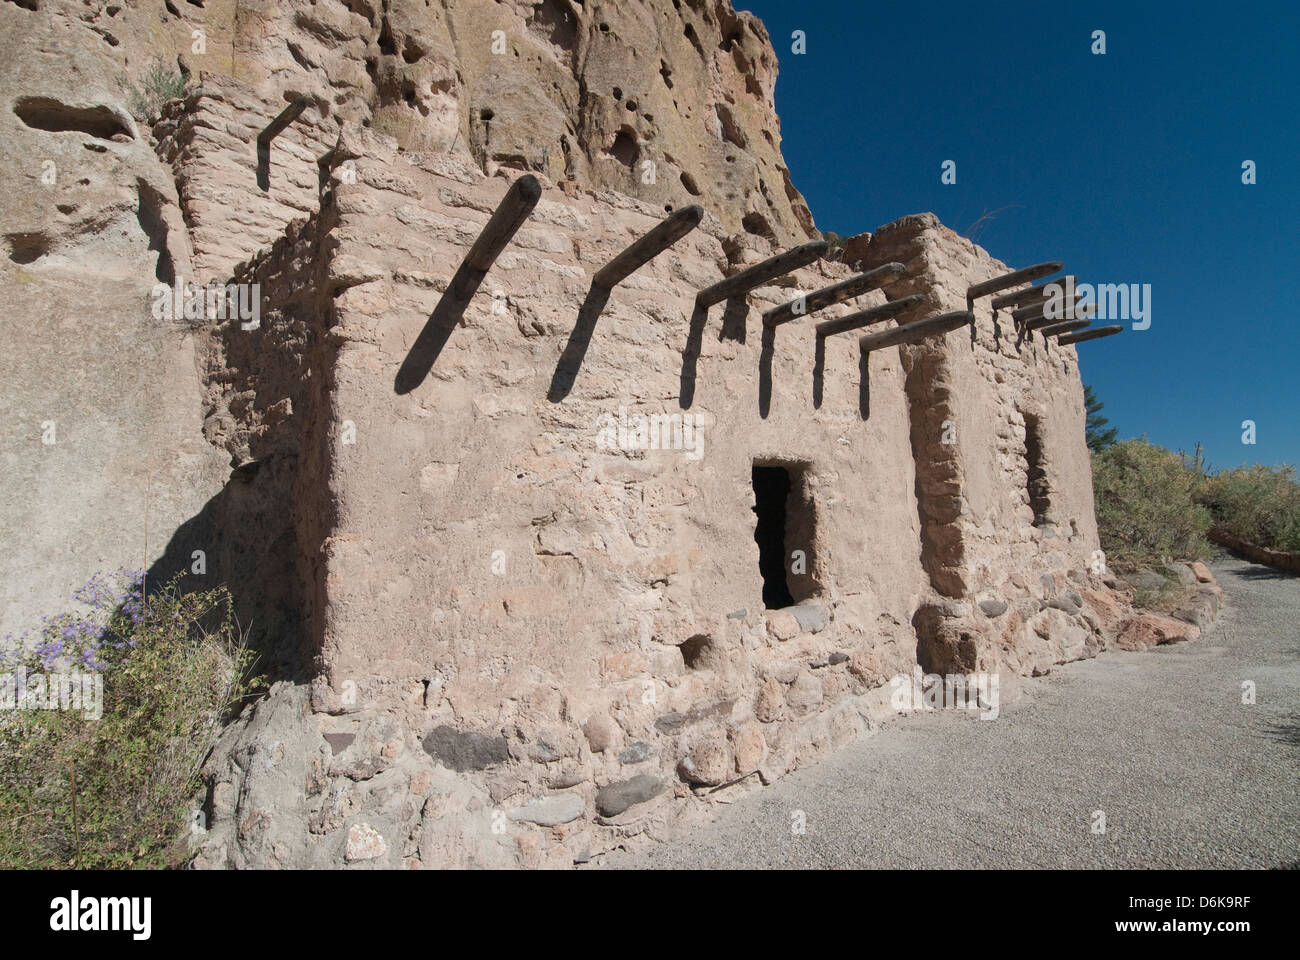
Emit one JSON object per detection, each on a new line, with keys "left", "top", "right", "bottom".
{"left": 753, "top": 464, "right": 795, "bottom": 609}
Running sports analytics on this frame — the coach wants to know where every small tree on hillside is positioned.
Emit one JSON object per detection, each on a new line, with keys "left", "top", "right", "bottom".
{"left": 1084, "top": 384, "right": 1118, "bottom": 452}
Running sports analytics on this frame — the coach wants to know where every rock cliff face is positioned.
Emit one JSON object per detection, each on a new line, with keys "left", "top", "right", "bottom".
{"left": 0, "top": 3, "right": 228, "bottom": 639}
{"left": 4, "top": 0, "right": 815, "bottom": 247}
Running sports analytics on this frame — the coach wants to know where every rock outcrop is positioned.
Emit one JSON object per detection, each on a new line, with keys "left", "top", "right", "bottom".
{"left": 0, "top": 4, "right": 227, "bottom": 639}
{"left": 5, "top": 0, "right": 815, "bottom": 252}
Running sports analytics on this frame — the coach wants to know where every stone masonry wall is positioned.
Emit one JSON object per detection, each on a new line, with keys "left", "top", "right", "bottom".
{"left": 153, "top": 75, "right": 339, "bottom": 283}
{"left": 859, "top": 217, "right": 1104, "bottom": 682}
{"left": 180, "top": 100, "right": 1135, "bottom": 867}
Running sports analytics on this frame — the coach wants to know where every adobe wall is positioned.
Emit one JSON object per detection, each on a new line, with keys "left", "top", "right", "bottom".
{"left": 153, "top": 75, "right": 338, "bottom": 283}
{"left": 212, "top": 119, "right": 933, "bottom": 773}
{"left": 856, "top": 217, "right": 1104, "bottom": 679}
{"left": 184, "top": 99, "right": 1132, "bottom": 865}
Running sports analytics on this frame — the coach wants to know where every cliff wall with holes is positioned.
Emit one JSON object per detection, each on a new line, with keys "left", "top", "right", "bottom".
{"left": 0, "top": 5, "right": 228, "bottom": 640}
{"left": 7, "top": 0, "right": 816, "bottom": 248}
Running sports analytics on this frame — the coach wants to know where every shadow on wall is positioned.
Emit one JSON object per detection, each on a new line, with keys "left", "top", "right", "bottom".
{"left": 393, "top": 256, "right": 484, "bottom": 395}
{"left": 396, "top": 175, "right": 542, "bottom": 395}
{"left": 811, "top": 333, "right": 873, "bottom": 420}
{"left": 142, "top": 466, "right": 313, "bottom": 685}
{"left": 547, "top": 282, "right": 611, "bottom": 402}
{"left": 680, "top": 297, "right": 747, "bottom": 410}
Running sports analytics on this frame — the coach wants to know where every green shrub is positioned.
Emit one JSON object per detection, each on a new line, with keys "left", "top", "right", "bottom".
{"left": 1092, "top": 438, "right": 1212, "bottom": 571}
{"left": 1084, "top": 384, "right": 1117, "bottom": 452}
{"left": 0, "top": 571, "right": 260, "bottom": 869}
{"left": 1203, "top": 464, "right": 1300, "bottom": 553}
{"left": 121, "top": 59, "right": 187, "bottom": 123}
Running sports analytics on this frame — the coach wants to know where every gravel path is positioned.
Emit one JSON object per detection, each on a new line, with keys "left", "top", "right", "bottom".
{"left": 612, "top": 554, "right": 1300, "bottom": 869}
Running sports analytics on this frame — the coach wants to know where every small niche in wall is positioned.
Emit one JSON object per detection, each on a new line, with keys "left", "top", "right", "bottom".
{"left": 1023, "top": 413, "right": 1052, "bottom": 528}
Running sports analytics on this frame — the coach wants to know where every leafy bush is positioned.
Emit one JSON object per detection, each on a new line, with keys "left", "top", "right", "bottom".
{"left": 1092, "top": 438, "right": 1212, "bottom": 571}
{"left": 1202, "top": 464, "right": 1300, "bottom": 553}
{"left": 121, "top": 58, "right": 187, "bottom": 123}
{"left": 0, "top": 572, "right": 260, "bottom": 869}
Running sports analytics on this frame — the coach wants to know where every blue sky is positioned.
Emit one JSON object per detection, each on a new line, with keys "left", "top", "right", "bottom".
{"left": 740, "top": 0, "right": 1299, "bottom": 470}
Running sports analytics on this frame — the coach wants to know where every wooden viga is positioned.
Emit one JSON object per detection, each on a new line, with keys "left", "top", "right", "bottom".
{"left": 256, "top": 96, "right": 311, "bottom": 191}
{"left": 966, "top": 261, "right": 1064, "bottom": 341}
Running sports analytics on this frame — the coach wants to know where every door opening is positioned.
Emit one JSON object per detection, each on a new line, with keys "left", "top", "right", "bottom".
{"left": 752, "top": 465, "right": 794, "bottom": 608}
{"left": 752, "top": 461, "right": 820, "bottom": 608}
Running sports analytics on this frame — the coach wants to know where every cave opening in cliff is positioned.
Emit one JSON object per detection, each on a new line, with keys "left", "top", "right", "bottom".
{"left": 752, "top": 462, "right": 818, "bottom": 609}
{"left": 1024, "top": 413, "right": 1051, "bottom": 527}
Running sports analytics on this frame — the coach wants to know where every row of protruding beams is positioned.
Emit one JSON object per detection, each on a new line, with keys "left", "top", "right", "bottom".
{"left": 1023, "top": 303, "right": 1097, "bottom": 331}
{"left": 407, "top": 176, "right": 1121, "bottom": 398}
{"left": 695, "top": 240, "right": 829, "bottom": 307}
{"left": 1038, "top": 319, "right": 1090, "bottom": 337}
{"left": 813, "top": 295, "right": 922, "bottom": 338}
{"left": 1059, "top": 325, "right": 1124, "bottom": 345}
{"left": 764, "top": 267, "right": 970, "bottom": 354}
{"left": 763, "top": 262, "right": 907, "bottom": 327}
{"left": 1013, "top": 295, "right": 1083, "bottom": 326}
{"left": 485, "top": 185, "right": 964, "bottom": 354}
{"left": 690, "top": 242, "right": 974, "bottom": 380}
{"left": 990, "top": 275, "right": 1071, "bottom": 311}
{"left": 254, "top": 89, "right": 1126, "bottom": 363}
{"left": 593, "top": 205, "right": 704, "bottom": 289}
{"left": 457, "top": 180, "right": 943, "bottom": 349}
{"left": 969, "top": 264, "right": 1123, "bottom": 347}
{"left": 967, "top": 261, "right": 1063, "bottom": 301}
{"left": 858, "top": 310, "right": 973, "bottom": 352}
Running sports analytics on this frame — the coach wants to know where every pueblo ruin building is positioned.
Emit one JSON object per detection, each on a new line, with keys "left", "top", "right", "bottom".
{"left": 1, "top": 0, "right": 1134, "bottom": 868}
{"left": 182, "top": 94, "right": 1126, "bottom": 868}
